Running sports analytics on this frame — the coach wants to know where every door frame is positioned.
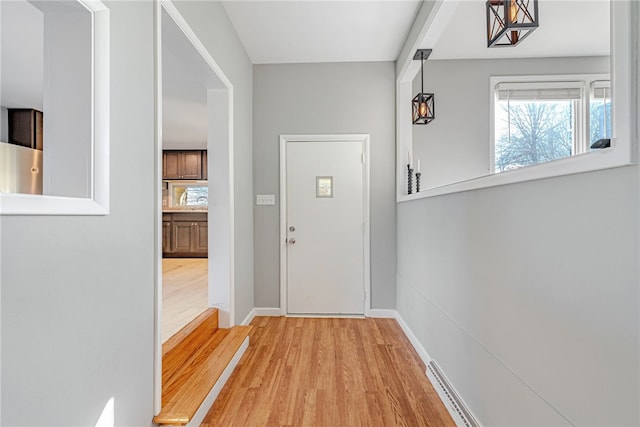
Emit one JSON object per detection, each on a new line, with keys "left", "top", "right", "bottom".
{"left": 154, "top": 0, "right": 235, "bottom": 415}
{"left": 279, "top": 134, "right": 371, "bottom": 316}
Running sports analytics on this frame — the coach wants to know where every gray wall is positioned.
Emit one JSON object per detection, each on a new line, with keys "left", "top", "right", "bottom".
{"left": 397, "top": 167, "right": 639, "bottom": 425}
{"left": 43, "top": 7, "right": 92, "bottom": 198}
{"left": 253, "top": 62, "right": 397, "bottom": 309}
{"left": 398, "top": 3, "right": 639, "bottom": 425}
{"left": 0, "top": 1, "right": 255, "bottom": 425}
{"left": 413, "top": 56, "right": 610, "bottom": 190}
{"left": 1, "top": 2, "right": 156, "bottom": 425}
{"left": 172, "top": 1, "right": 254, "bottom": 324}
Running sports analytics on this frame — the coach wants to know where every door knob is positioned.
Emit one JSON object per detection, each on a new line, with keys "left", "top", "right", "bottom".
{"left": 289, "top": 238, "right": 296, "bottom": 244}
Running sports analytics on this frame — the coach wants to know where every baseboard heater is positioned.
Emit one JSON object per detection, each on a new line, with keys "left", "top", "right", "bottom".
{"left": 426, "top": 360, "right": 480, "bottom": 427}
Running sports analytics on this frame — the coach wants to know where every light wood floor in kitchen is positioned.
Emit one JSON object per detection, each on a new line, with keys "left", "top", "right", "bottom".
{"left": 201, "top": 316, "right": 455, "bottom": 427}
{"left": 162, "top": 258, "right": 208, "bottom": 343}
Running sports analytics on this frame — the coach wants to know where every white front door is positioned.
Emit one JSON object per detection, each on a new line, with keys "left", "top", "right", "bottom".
{"left": 284, "top": 138, "right": 366, "bottom": 315}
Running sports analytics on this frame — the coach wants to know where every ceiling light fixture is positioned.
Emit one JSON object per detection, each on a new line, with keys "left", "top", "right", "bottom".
{"left": 486, "top": 0, "right": 538, "bottom": 48}
{"left": 412, "top": 49, "right": 434, "bottom": 125}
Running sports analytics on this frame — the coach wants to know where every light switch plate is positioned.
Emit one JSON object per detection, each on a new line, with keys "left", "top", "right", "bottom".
{"left": 256, "top": 194, "right": 275, "bottom": 205}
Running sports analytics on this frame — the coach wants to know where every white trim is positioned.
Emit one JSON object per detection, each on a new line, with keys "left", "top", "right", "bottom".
{"left": 153, "top": 0, "right": 163, "bottom": 416}
{"left": 185, "top": 337, "right": 249, "bottom": 427}
{"left": 285, "top": 314, "right": 366, "bottom": 319}
{"left": 254, "top": 307, "right": 284, "bottom": 317}
{"left": 0, "top": 0, "right": 110, "bottom": 215}
{"left": 394, "top": 310, "right": 479, "bottom": 427}
{"left": 279, "top": 138, "right": 287, "bottom": 316}
{"left": 394, "top": 311, "right": 433, "bottom": 367}
{"left": 363, "top": 138, "right": 371, "bottom": 317}
{"left": 159, "top": 1, "right": 232, "bottom": 89}
{"left": 427, "top": 363, "right": 482, "bottom": 427}
{"left": 279, "top": 134, "right": 371, "bottom": 316}
{"left": 241, "top": 308, "right": 283, "bottom": 326}
{"left": 241, "top": 308, "right": 255, "bottom": 326}
{"left": 396, "top": 0, "right": 637, "bottom": 203}
{"left": 368, "top": 309, "right": 398, "bottom": 319}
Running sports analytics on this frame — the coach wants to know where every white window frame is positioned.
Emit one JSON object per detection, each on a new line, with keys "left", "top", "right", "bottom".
{"left": 489, "top": 74, "right": 609, "bottom": 174}
{"left": 0, "top": 0, "right": 110, "bottom": 215}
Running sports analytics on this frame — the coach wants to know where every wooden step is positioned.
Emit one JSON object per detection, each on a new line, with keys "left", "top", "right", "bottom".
{"left": 162, "top": 308, "right": 219, "bottom": 381}
{"left": 154, "top": 309, "right": 252, "bottom": 426}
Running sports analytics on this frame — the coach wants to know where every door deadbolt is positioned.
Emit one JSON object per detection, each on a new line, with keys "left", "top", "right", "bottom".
{"left": 289, "top": 226, "right": 296, "bottom": 232}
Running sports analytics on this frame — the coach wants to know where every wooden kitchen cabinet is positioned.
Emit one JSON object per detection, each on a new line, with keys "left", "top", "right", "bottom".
{"left": 8, "top": 108, "right": 43, "bottom": 150}
{"left": 162, "top": 219, "right": 172, "bottom": 254}
{"left": 172, "top": 220, "right": 195, "bottom": 253}
{"left": 194, "top": 222, "right": 208, "bottom": 253}
{"left": 163, "top": 213, "right": 208, "bottom": 257}
{"left": 163, "top": 150, "right": 203, "bottom": 180}
{"left": 201, "top": 150, "right": 208, "bottom": 180}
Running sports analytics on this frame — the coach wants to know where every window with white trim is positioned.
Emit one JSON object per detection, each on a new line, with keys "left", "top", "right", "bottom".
{"left": 492, "top": 75, "right": 610, "bottom": 173}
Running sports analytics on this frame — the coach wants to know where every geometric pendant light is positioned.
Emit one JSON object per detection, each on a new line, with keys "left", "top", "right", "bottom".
{"left": 486, "top": 0, "right": 539, "bottom": 48}
{"left": 412, "top": 49, "right": 435, "bottom": 125}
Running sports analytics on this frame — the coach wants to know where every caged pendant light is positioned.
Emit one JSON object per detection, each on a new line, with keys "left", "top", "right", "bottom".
{"left": 486, "top": 0, "right": 538, "bottom": 48}
{"left": 412, "top": 49, "right": 435, "bottom": 125}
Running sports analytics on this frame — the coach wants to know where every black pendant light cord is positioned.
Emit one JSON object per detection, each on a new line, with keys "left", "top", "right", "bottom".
{"left": 420, "top": 52, "right": 424, "bottom": 96}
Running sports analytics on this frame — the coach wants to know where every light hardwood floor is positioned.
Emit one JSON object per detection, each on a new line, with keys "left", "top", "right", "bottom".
{"left": 162, "top": 258, "right": 208, "bottom": 343}
{"left": 201, "top": 316, "right": 455, "bottom": 427}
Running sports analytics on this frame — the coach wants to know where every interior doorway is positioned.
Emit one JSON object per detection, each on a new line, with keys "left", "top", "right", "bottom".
{"left": 160, "top": 4, "right": 210, "bottom": 342}
{"left": 154, "top": 0, "right": 235, "bottom": 415}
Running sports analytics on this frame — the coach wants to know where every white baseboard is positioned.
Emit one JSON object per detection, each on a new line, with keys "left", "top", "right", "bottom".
{"left": 394, "top": 313, "right": 479, "bottom": 427}
{"left": 286, "top": 314, "right": 365, "bottom": 318}
{"left": 241, "top": 308, "right": 256, "bottom": 326}
{"left": 186, "top": 336, "right": 249, "bottom": 427}
{"left": 254, "top": 308, "right": 283, "bottom": 317}
{"left": 427, "top": 361, "right": 481, "bottom": 427}
{"left": 368, "top": 309, "right": 398, "bottom": 318}
{"left": 241, "top": 308, "right": 283, "bottom": 325}
{"left": 393, "top": 312, "right": 432, "bottom": 369}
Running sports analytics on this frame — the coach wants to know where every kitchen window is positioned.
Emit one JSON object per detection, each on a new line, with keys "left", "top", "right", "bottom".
{"left": 491, "top": 74, "right": 610, "bottom": 173}
{"left": 168, "top": 182, "right": 208, "bottom": 208}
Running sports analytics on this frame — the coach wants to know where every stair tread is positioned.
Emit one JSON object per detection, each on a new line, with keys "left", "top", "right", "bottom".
{"left": 162, "top": 308, "right": 219, "bottom": 382}
{"left": 154, "top": 325, "right": 252, "bottom": 426}
{"left": 162, "top": 328, "right": 232, "bottom": 403}
{"left": 163, "top": 308, "right": 219, "bottom": 357}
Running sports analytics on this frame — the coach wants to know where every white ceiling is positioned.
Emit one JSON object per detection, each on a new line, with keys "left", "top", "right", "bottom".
{"left": 425, "top": 0, "right": 610, "bottom": 60}
{"left": 222, "top": 0, "right": 422, "bottom": 64}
